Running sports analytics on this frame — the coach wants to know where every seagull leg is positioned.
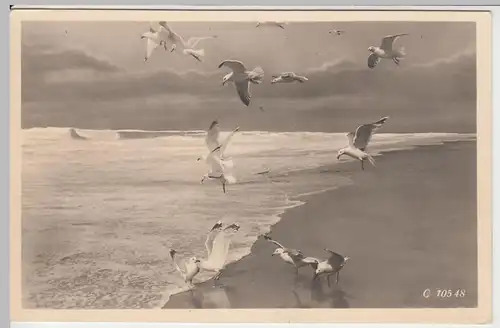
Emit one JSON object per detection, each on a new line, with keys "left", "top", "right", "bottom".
{"left": 327, "top": 275, "right": 331, "bottom": 288}
{"left": 336, "top": 272, "right": 340, "bottom": 285}
{"left": 361, "top": 160, "right": 364, "bottom": 170}
{"left": 212, "top": 272, "right": 220, "bottom": 287}
{"left": 222, "top": 181, "right": 226, "bottom": 194}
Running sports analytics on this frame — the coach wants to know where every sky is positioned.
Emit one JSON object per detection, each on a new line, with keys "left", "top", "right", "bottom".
{"left": 21, "top": 21, "right": 476, "bottom": 132}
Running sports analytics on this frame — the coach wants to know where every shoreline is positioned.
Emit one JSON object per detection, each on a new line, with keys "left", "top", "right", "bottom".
{"left": 164, "top": 140, "right": 477, "bottom": 309}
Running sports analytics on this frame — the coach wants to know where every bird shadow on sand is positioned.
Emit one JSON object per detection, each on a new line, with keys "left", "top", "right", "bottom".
{"left": 291, "top": 274, "right": 352, "bottom": 308}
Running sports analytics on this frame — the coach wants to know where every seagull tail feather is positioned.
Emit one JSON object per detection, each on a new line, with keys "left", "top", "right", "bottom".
{"left": 249, "top": 66, "right": 265, "bottom": 83}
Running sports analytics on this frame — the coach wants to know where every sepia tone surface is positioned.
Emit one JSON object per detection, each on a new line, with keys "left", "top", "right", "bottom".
{"left": 11, "top": 9, "right": 492, "bottom": 324}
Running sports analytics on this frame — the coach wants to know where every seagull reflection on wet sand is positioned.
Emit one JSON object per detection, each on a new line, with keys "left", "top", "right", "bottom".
{"left": 163, "top": 285, "right": 234, "bottom": 309}
{"left": 290, "top": 274, "right": 351, "bottom": 308}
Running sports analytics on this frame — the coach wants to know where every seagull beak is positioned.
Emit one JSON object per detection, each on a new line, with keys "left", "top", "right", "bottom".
{"left": 336, "top": 154, "right": 341, "bottom": 160}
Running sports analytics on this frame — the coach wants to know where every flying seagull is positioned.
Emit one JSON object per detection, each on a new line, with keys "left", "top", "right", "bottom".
{"left": 197, "top": 120, "right": 240, "bottom": 162}
{"left": 367, "top": 34, "right": 408, "bottom": 69}
{"left": 311, "top": 249, "right": 350, "bottom": 287}
{"left": 194, "top": 221, "right": 241, "bottom": 286}
{"left": 337, "top": 116, "right": 389, "bottom": 170}
{"left": 255, "top": 21, "right": 288, "bottom": 29}
{"left": 328, "top": 29, "right": 345, "bottom": 36}
{"left": 140, "top": 23, "right": 169, "bottom": 62}
{"left": 264, "top": 234, "right": 319, "bottom": 276}
{"left": 168, "top": 249, "right": 201, "bottom": 288}
{"left": 271, "top": 72, "right": 309, "bottom": 84}
{"left": 199, "top": 121, "right": 239, "bottom": 193}
{"left": 219, "top": 60, "right": 265, "bottom": 107}
{"left": 159, "top": 21, "right": 217, "bottom": 62}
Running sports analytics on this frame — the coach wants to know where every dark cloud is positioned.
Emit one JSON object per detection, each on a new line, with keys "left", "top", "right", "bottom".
{"left": 21, "top": 42, "right": 476, "bottom": 132}
{"left": 22, "top": 43, "right": 121, "bottom": 75}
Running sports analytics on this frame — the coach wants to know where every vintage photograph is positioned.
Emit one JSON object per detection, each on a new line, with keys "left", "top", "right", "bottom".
{"left": 10, "top": 8, "right": 492, "bottom": 323}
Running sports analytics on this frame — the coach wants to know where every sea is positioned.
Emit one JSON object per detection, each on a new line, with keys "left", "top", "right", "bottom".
{"left": 21, "top": 127, "right": 476, "bottom": 309}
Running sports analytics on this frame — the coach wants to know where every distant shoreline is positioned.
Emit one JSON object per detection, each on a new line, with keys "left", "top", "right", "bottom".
{"left": 21, "top": 126, "right": 478, "bottom": 135}
{"left": 164, "top": 139, "right": 477, "bottom": 309}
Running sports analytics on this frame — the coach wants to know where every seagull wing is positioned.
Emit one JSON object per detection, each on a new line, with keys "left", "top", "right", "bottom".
{"left": 380, "top": 33, "right": 408, "bottom": 52}
{"left": 234, "top": 80, "right": 251, "bottom": 107}
{"left": 367, "top": 53, "right": 381, "bottom": 69}
{"left": 263, "top": 235, "right": 286, "bottom": 249}
{"left": 353, "top": 116, "right": 389, "bottom": 151}
{"left": 206, "top": 153, "right": 224, "bottom": 175}
{"left": 186, "top": 36, "right": 216, "bottom": 49}
{"left": 302, "top": 256, "right": 321, "bottom": 269}
{"left": 207, "top": 228, "right": 235, "bottom": 269}
{"left": 205, "top": 121, "right": 221, "bottom": 153}
{"left": 144, "top": 38, "right": 159, "bottom": 61}
{"left": 286, "top": 248, "right": 306, "bottom": 261}
{"left": 169, "top": 250, "right": 188, "bottom": 280}
{"left": 159, "top": 21, "right": 185, "bottom": 46}
{"left": 205, "top": 225, "right": 222, "bottom": 258}
{"left": 218, "top": 127, "right": 240, "bottom": 157}
{"left": 346, "top": 132, "right": 355, "bottom": 147}
{"left": 324, "top": 249, "right": 347, "bottom": 268}
{"left": 218, "top": 60, "right": 247, "bottom": 73}
{"left": 295, "top": 75, "right": 309, "bottom": 83}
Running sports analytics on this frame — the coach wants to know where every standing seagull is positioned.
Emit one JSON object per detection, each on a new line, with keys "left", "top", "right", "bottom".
{"left": 195, "top": 222, "right": 241, "bottom": 286}
{"left": 140, "top": 24, "right": 169, "bottom": 62}
{"left": 312, "top": 249, "right": 350, "bottom": 287}
{"left": 328, "top": 29, "right": 345, "bottom": 36}
{"left": 264, "top": 235, "right": 319, "bottom": 276}
{"left": 219, "top": 60, "right": 265, "bottom": 107}
{"left": 168, "top": 249, "right": 201, "bottom": 288}
{"left": 367, "top": 34, "right": 408, "bottom": 69}
{"left": 271, "top": 72, "right": 309, "bottom": 84}
{"left": 159, "top": 21, "right": 217, "bottom": 62}
{"left": 337, "top": 116, "right": 389, "bottom": 170}
{"left": 255, "top": 21, "right": 288, "bottom": 29}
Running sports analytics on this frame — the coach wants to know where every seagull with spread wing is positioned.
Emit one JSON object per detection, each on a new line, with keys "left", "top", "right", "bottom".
{"left": 264, "top": 234, "right": 319, "bottom": 276}
{"left": 337, "top": 116, "right": 389, "bottom": 170}
{"left": 198, "top": 121, "right": 239, "bottom": 194}
{"left": 312, "top": 249, "right": 350, "bottom": 287}
{"left": 197, "top": 120, "right": 240, "bottom": 162}
{"left": 140, "top": 23, "right": 169, "bottom": 62}
{"left": 255, "top": 21, "right": 288, "bottom": 29}
{"left": 219, "top": 60, "right": 265, "bottom": 107}
{"left": 271, "top": 72, "right": 309, "bottom": 84}
{"left": 194, "top": 221, "right": 241, "bottom": 286}
{"left": 367, "top": 34, "right": 408, "bottom": 69}
{"left": 168, "top": 249, "right": 201, "bottom": 288}
{"left": 158, "top": 21, "right": 217, "bottom": 62}
{"left": 328, "top": 29, "right": 345, "bottom": 36}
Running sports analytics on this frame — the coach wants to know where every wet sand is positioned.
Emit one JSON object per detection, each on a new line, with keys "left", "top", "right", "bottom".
{"left": 164, "top": 141, "right": 477, "bottom": 309}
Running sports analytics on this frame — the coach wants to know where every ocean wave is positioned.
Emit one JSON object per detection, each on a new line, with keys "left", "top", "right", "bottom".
{"left": 21, "top": 127, "right": 476, "bottom": 309}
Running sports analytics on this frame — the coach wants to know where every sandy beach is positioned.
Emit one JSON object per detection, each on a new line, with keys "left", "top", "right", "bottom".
{"left": 164, "top": 140, "right": 477, "bottom": 309}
